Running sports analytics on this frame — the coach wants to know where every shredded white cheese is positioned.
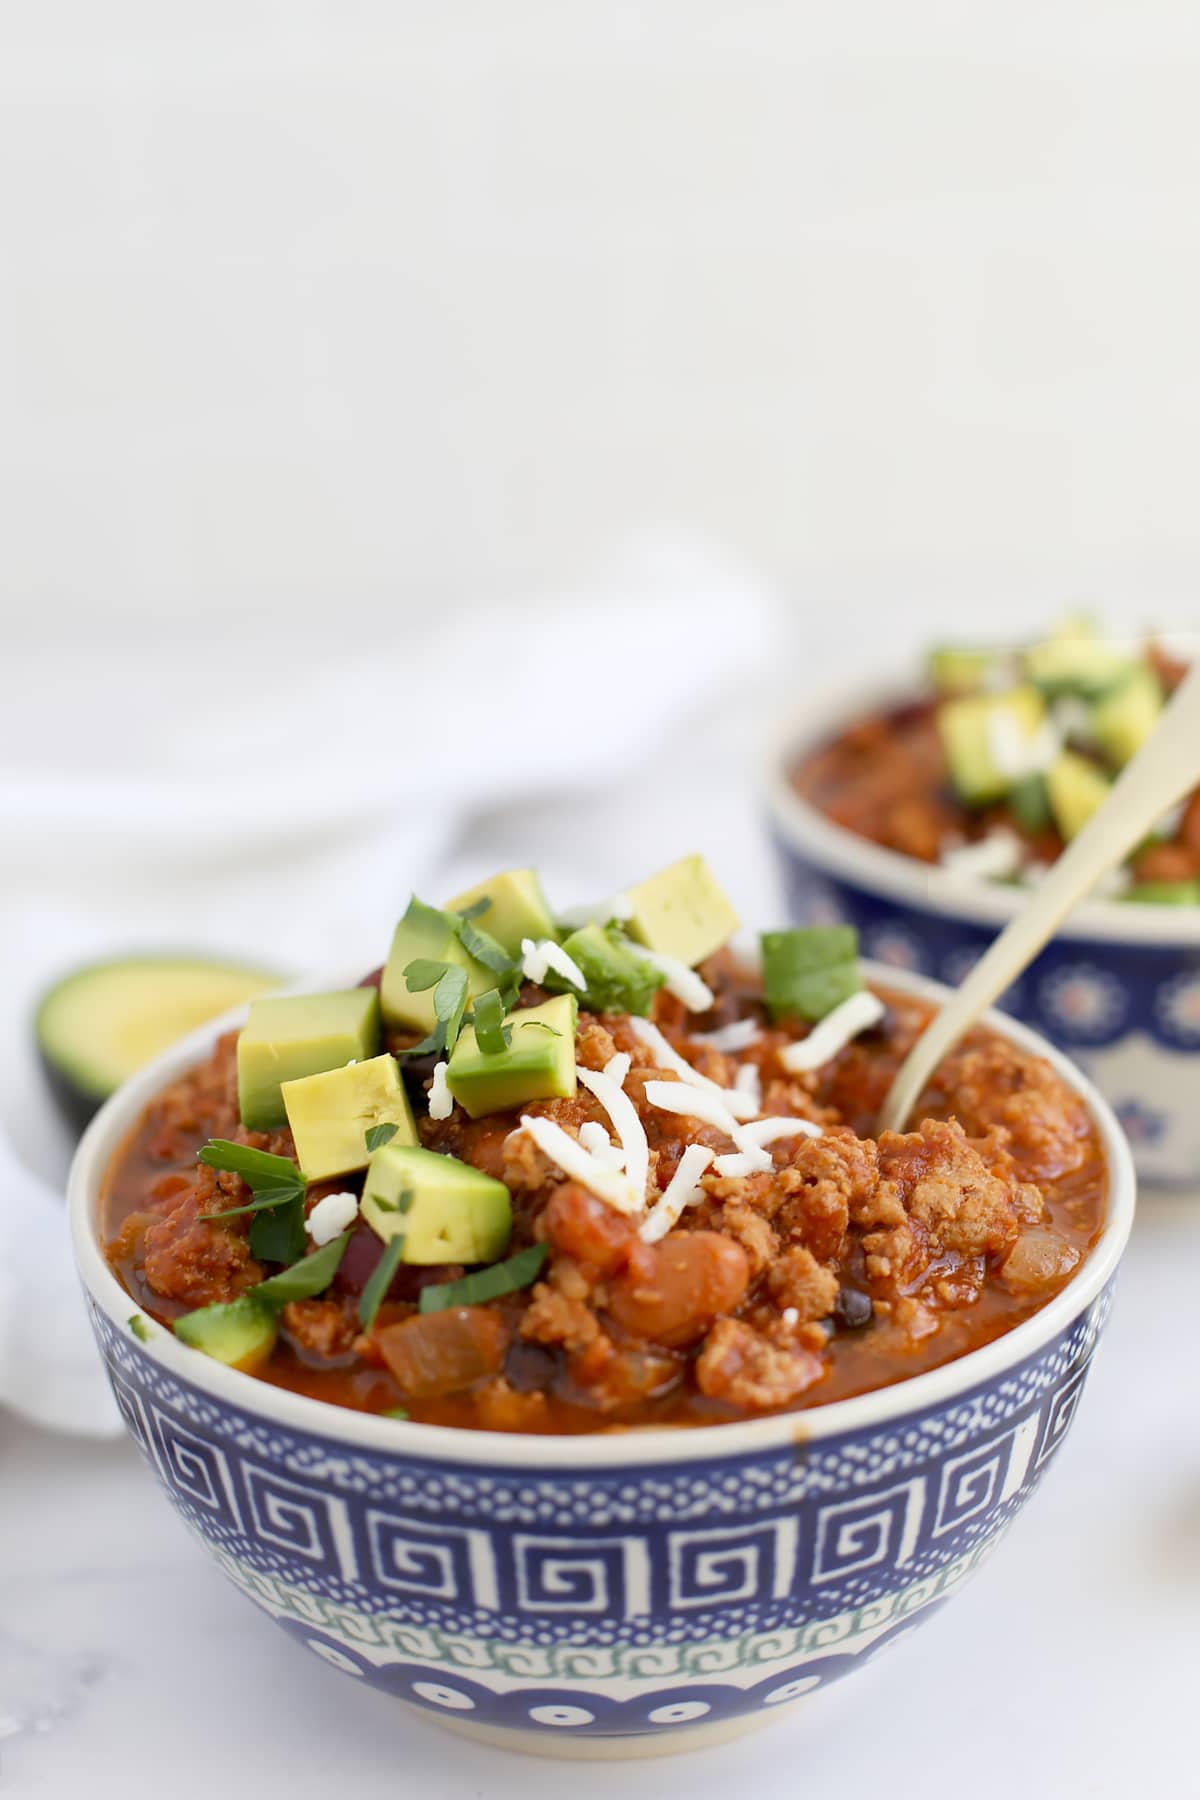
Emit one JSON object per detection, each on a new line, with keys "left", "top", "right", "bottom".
{"left": 734, "top": 1061, "right": 762, "bottom": 1114}
{"left": 520, "top": 936, "right": 587, "bottom": 990}
{"left": 517, "top": 1115, "right": 643, "bottom": 1214}
{"left": 634, "top": 947, "right": 714, "bottom": 1012}
{"left": 779, "top": 991, "right": 886, "bottom": 1074}
{"left": 781, "top": 1307, "right": 799, "bottom": 1328}
{"left": 1050, "top": 695, "right": 1096, "bottom": 747}
{"left": 579, "top": 1121, "right": 626, "bottom": 1168}
{"left": 603, "top": 1051, "right": 632, "bottom": 1089}
{"left": 627, "top": 1017, "right": 759, "bottom": 1121}
{"left": 557, "top": 890, "right": 636, "bottom": 929}
{"left": 739, "top": 1115, "right": 823, "bottom": 1146}
{"left": 697, "top": 1018, "right": 762, "bottom": 1053}
{"left": 577, "top": 1063, "right": 650, "bottom": 1201}
{"left": 710, "top": 1152, "right": 759, "bottom": 1178}
{"left": 987, "top": 711, "right": 1060, "bottom": 782}
{"left": 642, "top": 1079, "right": 772, "bottom": 1172}
{"left": 939, "top": 830, "right": 1023, "bottom": 882}
{"left": 307, "top": 1190, "right": 360, "bottom": 1246}
{"left": 427, "top": 1060, "right": 453, "bottom": 1121}
{"left": 640, "top": 1144, "right": 715, "bottom": 1243}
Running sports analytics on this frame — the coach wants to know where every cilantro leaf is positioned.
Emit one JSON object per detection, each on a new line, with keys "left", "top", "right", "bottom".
{"left": 253, "top": 1231, "right": 353, "bottom": 1306}
{"left": 472, "top": 988, "right": 512, "bottom": 1056}
{"left": 365, "top": 1122, "right": 399, "bottom": 1152}
{"left": 404, "top": 958, "right": 450, "bottom": 994}
{"left": 455, "top": 897, "right": 492, "bottom": 921}
{"left": 359, "top": 1236, "right": 408, "bottom": 1331}
{"left": 196, "top": 1140, "right": 308, "bottom": 1254}
{"left": 250, "top": 1196, "right": 307, "bottom": 1265}
{"left": 454, "top": 915, "right": 517, "bottom": 976}
{"left": 434, "top": 965, "right": 470, "bottom": 1058}
{"left": 198, "top": 1140, "right": 304, "bottom": 1196}
{"left": 418, "top": 1243, "right": 549, "bottom": 1313}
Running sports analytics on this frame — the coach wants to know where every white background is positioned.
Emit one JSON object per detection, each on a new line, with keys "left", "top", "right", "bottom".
{"left": 4, "top": 0, "right": 1200, "bottom": 646}
{"left": 4, "top": 4, "right": 1200, "bottom": 1794}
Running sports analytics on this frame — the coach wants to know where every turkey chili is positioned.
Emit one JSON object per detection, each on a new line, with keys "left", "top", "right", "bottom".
{"left": 103, "top": 857, "right": 1106, "bottom": 1433}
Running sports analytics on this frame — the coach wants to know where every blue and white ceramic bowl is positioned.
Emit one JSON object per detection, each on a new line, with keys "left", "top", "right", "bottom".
{"left": 69, "top": 966, "right": 1134, "bottom": 1759}
{"left": 767, "top": 688, "right": 1200, "bottom": 1188}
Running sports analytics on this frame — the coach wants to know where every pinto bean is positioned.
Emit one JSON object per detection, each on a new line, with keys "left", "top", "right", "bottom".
{"left": 605, "top": 1231, "right": 750, "bottom": 1348}
{"left": 544, "top": 1183, "right": 639, "bottom": 1277}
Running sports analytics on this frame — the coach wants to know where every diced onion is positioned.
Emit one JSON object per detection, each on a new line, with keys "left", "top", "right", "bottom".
{"left": 640, "top": 1144, "right": 715, "bottom": 1243}
{"left": 779, "top": 991, "right": 886, "bottom": 1074}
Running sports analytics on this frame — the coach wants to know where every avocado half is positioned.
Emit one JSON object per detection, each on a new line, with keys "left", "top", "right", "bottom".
{"left": 35, "top": 954, "right": 284, "bottom": 1133}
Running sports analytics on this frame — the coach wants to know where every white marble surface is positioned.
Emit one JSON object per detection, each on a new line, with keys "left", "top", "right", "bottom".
{"left": 6, "top": 680, "right": 1200, "bottom": 1795}
{"left": 4, "top": 1192, "right": 1196, "bottom": 1798}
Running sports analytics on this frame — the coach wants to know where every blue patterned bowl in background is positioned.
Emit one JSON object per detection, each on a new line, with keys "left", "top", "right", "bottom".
{"left": 69, "top": 967, "right": 1134, "bottom": 1759}
{"left": 766, "top": 691, "right": 1200, "bottom": 1188}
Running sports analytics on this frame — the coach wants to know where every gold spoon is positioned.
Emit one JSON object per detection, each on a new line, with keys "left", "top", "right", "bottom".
{"left": 879, "top": 655, "right": 1200, "bottom": 1134}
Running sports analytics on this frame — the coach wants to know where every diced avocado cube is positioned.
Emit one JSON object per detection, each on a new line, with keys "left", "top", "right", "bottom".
{"left": 444, "top": 868, "right": 555, "bottom": 957}
{"left": 446, "top": 994, "right": 578, "bottom": 1119}
{"left": 281, "top": 1053, "right": 417, "bottom": 1182}
{"left": 361, "top": 1143, "right": 512, "bottom": 1265}
{"left": 937, "top": 685, "right": 1047, "bottom": 806}
{"left": 1024, "top": 618, "right": 1134, "bottom": 698}
{"left": 1046, "top": 750, "right": 1111, "bottom": 841}
{"left": 761, "top": 926, "right": 862, "bottom": 1022}
{"left": 237, "top": 988, "right": 381, "bottom": 1131}
{"left": 1090, "top": 665, "right": 1163, "bottom": 769}
{"left": 545, "top": 924, "right": 665, "bottom": 1016}
{"left": 1009, "top": 772, "right": 1052, "bottom": 834}
{"left": 624, "top": 854, "right": 739, "bottom": 968}
{"left": 928, "top": 645, "right": 996, "bottom": 693}
{"left": 380, "top": 897, "right": 494, "bottom": 1035}
{"left": 174, "top": 1296, "right": 278, "bottom": 1371}
{"left": 1121, "top": 881, "right": 1200, "bottom": 905}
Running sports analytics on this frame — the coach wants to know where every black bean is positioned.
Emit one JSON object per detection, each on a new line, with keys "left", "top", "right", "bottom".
{"left": 833, "top": 1286, "right": 873, "bottom": 1330}
{"left": 504, "top": 1341, "right": 559, "bottom": 1393}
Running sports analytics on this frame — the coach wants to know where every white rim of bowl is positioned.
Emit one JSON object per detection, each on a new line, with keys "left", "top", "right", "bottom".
{"left": 764, "top": 683, "right": 1200, "bottom": 947}
{"left": 69, "top": 960, "right": 1135, "bottom": 1471}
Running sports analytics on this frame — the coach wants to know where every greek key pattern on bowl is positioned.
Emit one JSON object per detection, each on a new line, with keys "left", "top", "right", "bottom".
{"left": 90, "top": 1287, "right": 1109, "bottom": 1640}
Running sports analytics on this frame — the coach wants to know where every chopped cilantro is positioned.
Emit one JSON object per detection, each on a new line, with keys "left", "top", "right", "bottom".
{"left": 472, "top": 988, "right": 512, "bottom": 1056}
{"left": 365, "top": 1121, "right": 399, "bottom": 1152}
{"left": 252, "top": 1231, "right": 353, "bottom": 1306}
{"left": 418, "top": 1243, "right": 549, "bottom": 1314}
{"left": 359, "top": 1236, "right": 407, "bottom": 1331}
{"left": 404, "top": 958, "right": 451, "bottom": 994}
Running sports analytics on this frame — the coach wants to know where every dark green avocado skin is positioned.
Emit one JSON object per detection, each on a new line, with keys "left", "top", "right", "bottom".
{"left": 37, "top": 1048, "right": 105, "bottom": 1136}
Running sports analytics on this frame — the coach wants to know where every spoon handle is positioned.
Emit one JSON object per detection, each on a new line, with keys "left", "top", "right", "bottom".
{"left": 878, "top": 655, "right": 1200, "bottom": 1134}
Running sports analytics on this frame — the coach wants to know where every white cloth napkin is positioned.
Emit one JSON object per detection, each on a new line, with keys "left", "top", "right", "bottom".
{"left": 0, "top": 531, "right": 776, "bottom": 1436}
